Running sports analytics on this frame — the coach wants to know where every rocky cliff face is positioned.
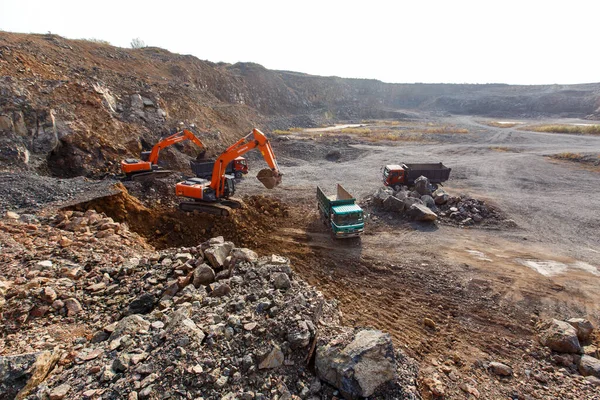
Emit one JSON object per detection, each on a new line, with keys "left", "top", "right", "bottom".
{"left": 1, "top": 31, "right": 599, "bottom": 177}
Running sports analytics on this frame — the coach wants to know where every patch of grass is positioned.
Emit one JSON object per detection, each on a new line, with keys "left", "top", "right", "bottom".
{"left": 340, "top": 127, "right": 371, "bottom": 135}
{"left": 272, "top": 127, "right": 303, "bottom": 135}
{"left": 548, "top": 152, "right": 600, "bottom": 167}
{"left": 420, "top": 126, "right": 469, "bottom": 134}
{"left": 490, "top": 146, "right": 511, "bottom": 152}
{"left": 481, "top": 121, "right": 521, "bottom": 128}
{"left": 521, "top": 124, "right": 600, "bottom": 135}
{"left": 554, "top": 152, "right": 583, "bottom": 160}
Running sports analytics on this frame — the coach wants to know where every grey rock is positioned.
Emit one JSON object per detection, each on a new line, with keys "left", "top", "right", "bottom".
{"left": 64, "top": 298, "right": 82, "bottom": 316}
{"left": 408, "top": 204, "right": 438, "bottom": 222}
{"left": 579, "top": 355, "right": 600, "bottom": 378}
{"left": 402, "top": 197, "right": 424, "bottom": 208}
{"left": 126, "top": 293, "right": 156, "bottom": 315}
{"left": 205, "top": 242, "right": 235, "bottom": 268}
{"left": 567, "top": 318, "right": 594, "bottom": 342}
{"left": 433, "top": 188, "right": 449, "bottom": 205}
{"left": 272, "top": 272, "right": 291, "bottom": 290}
{"left": 130, "top": 94, "right": 144, "bottom": 110}
{"left": 373, "top": 187, "right": 393, "bottom": 206}
{"left": 489, "top": 361, "right": 512, "bottom": 376}
{"left": 288, "top": 321, "right": 311, "bottom": 349}
{"left": 586, "top": 376, "right": 600, "bottom": 386}
{"left": 230, "top": 248, "right": 258, "bottom": 263}
{"left": 383, "top": 195, "right": 405, "bottom": 212}
{"left": 175, "top": 253, "right": 193, "bottom": 262}
{"left": 316, "top": 329, "right": 396, "bottom": 398}
{"left": 192, "top": 264, "right": 216, "bottom": 287}
{"left": 258, "top": 345, "right": 284, "bottom": 369}
{"left": 109, "top": 315, "right": 151, "bottom": 341}
{"left": 112, "top": 354, "right": 131, "bottom": 372}
{"left": 420, "top": 195, "right": 436, "bottom": 209}
{"left": 414, "top": 175, "right": 431, "bottom": 195}
{"left": 209, "top": 282, "right": 231, "bottom": 297}
{"left": 539, "top": 319, "right": 581, "bottom": 353}
{"left": 0, "top": 350, "right": 61, "bottom": 399}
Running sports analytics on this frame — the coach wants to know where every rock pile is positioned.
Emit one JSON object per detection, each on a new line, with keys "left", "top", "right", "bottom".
{"left": 370, "top": 176, "right": 506, "bottom": 226}
{"left": 0, "top": 211, "right": 419, "bottom": 399}
{"left": 538, "top": 318, "right": 600, "bottom": 385}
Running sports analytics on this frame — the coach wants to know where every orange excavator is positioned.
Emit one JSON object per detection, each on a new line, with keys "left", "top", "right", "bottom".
{"left": 176, "top": 128, "right": 282, "bottom": 215}
{"left": 121, "top": 129, "right": 207, "bottom": 181}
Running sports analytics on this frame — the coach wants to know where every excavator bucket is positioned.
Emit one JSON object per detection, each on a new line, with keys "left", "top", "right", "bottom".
{"left": 256, "top": 168, "right": 282, "bottom": 189}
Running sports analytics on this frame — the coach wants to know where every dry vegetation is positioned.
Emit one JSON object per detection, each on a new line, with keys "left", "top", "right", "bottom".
{"left": 521, "top": 124, "right": 600, "bottom": 135}
{"left": 547, "top": 152, "right": 600, "bottom": 168}
{"left": 480, "top": 120, "right": 522, "bottom": 128}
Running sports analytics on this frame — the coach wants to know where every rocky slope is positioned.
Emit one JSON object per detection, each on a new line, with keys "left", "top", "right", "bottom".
{"left": 1, "top": 31, "right": 600, "bottom": 179}
{"left": 0, "top": 210, "right": 420, "bottom": 400}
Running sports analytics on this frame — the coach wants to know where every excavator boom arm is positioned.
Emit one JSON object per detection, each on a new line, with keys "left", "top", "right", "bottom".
{"left": 147, "top": 129, "right": 207, "bottom": 164}
{"left": 210, "top": 128, "right": 281, "bottom": 196}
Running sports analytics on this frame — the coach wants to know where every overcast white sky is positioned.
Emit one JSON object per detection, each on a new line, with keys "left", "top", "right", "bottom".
{"left": 0, "top": 0, "right": 598, "bottom": 85}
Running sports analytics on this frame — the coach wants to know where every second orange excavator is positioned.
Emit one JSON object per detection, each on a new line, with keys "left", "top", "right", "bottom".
{"left": 176, "top": 128, "right": 282, "bottom": 215}
{"left": 121, "top": 129, "right": 207, "bottom": 181}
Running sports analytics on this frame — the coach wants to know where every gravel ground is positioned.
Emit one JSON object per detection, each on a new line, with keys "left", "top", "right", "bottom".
{"left": 0, "top": 173, "right": 119, "bottom": 214}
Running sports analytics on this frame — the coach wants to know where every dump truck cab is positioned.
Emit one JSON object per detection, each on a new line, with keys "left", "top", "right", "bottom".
{"left": 317, "top": 184, "right": 364, "bottom": 238}
{"left": 232, "top": 157, "right": 249, "bottom": 178}
{"left": 383, "top": 164, "right": 405, "bottom": 187}
{"left": 383, "top": 162, "right": 451, "bottom": 189}
{"left": 330, "top": 203, "right": 364, "bottom": 238}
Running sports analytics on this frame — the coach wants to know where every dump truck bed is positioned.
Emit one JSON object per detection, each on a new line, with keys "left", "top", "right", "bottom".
{"left": 403, "top": 162, "right": 451, "bottom": 184}
{"left": 190, "top": 159, "right": 233, "bottom": 179}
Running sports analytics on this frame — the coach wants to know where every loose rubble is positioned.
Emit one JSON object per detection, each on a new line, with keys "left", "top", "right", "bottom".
{"left": 368, "top": 175, "right": 509, "bottom": 227}
{"left": 0, "top": 211, "right": 419, "bottom": 399}
{"left": 537, "top": 317, "right": 600, "bottom": 380}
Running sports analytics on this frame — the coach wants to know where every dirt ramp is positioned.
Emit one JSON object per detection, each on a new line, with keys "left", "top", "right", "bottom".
{"left": 65, "top": 184, "right": 290, "bottom": 250}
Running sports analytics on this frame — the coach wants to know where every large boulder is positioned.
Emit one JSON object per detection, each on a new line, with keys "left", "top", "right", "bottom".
{"left": 0, "top": 350, "right": 62, "bottom": 399}
{"left": 204, "top": 242, "right": 234, "bottom": 268}
{"left": 414, "top": 175, "right": 431, "bottom": 196}
{"left": 373, "top": 187, "right": 393, "bottom": 207}
{"left": 192, "top": 264, "right": 216, "bottom": 287}
{"left": 539, "top": 319, "right": 582, "bottom": 353}
{"left": 433, "top": 188, "right": 449, "bottom": 205}
{"left": 316, "top": 329, "right": 397, "bottom": 399}
{"left": 230, "top": 248, "right": 258, "bottom": 263}
{"left": 383, "top": 195, "right": 405, "bottom": 212}
{"left": 567, "top": 318, "right": 594, "bottom": 342}
{"left": 578, "top": 355, "right": 600, "bottom": 378}
{"left": 408, "top": 204, "right": 437, "bottom": 222}
{"left": 420, "top": 195, "right": 436, "bottom": 210}
{"left": 402, "top": 197, "right": 424, "bottom": 209}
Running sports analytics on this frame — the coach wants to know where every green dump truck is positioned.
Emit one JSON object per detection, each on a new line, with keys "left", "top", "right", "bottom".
{"left": 317, "top": 184, "right": 364, "bottom": 239}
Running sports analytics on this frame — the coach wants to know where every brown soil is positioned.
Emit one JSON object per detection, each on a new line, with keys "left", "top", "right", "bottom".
{"left": 62, "top": 183, "right": 600, "bottom": 399}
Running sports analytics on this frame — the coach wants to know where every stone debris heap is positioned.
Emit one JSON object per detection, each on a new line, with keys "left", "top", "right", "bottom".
{"left": 0, "top": 210, "right": 419, "bottom": 400}
{"left": 371, "top": 175, "right": 505, "bottom": 226}
{"left": 538, "top": 318, "right": 600, "bottom": 386}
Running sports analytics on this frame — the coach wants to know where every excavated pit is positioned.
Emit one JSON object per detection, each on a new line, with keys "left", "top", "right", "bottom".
{"left": 63, "top": 183, "right": 290, "bottom": 250}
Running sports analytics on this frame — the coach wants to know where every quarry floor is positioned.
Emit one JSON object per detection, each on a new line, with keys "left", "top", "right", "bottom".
{"left": 3, "top": 114, "right": 600, "bottom": 398}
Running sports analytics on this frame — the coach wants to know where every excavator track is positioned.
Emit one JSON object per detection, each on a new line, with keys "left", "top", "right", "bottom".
{"left": 221, "top": 197, "right": 244, "bottom": 209}
{"left": 126, "top": 170, "right": 175, "bottom": 182}
{"left": 178, "top": 201, "right": 232, "bottom": 216}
